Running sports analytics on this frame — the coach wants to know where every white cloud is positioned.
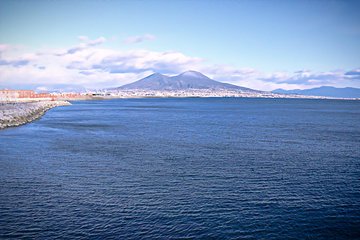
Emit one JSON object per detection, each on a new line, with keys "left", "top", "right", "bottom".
{"left": 0, "top": 36, "right": 359, "bottom": 91}
{"left": 55, "top": 36, "right": 107, "bottom": 56}
{"left": 0, "top": 38, "right": 202, "bottom": 89}
{"left": 124, "top": 34, "right": 156, "bottom": 44}
{"left": 0, "top": 44, "right": 11, "bottom": 53}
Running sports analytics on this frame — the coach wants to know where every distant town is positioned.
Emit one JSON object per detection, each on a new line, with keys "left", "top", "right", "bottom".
{"left": 0, "top": 88, "right": 347, "bottom": 102}
{"left": 0, "top": 89, "right": 90, "bottom": 102}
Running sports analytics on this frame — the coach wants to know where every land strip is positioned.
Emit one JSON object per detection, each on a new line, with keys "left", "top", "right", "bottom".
{"left": 0, "top": 101, "right": 71, "bottom": 130}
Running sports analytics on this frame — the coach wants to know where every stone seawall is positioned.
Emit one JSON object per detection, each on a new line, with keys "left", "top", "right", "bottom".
{"left": 0, "top": 101, "right": 71, "bottom": 129}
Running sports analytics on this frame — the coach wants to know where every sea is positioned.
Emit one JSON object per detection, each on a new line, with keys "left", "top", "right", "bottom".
{"left": 0, "top": 98, "right": 359, "bottom": 239}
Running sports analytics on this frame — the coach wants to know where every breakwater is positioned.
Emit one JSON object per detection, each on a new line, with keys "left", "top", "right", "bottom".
{"left": 0, "top": 101, "right": 71, "bottom": 129}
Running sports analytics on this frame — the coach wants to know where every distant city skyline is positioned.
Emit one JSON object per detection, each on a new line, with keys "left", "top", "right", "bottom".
{"left": 0, "top": 0, "right": 359, "bottom": 91}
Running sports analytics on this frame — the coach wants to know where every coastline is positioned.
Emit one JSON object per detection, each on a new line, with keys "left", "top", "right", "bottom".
{"left": 0, "top": 101, "right": 71, "bottom": 130}
{"left": 88, "top": 89, "right": 360, "bottom": 101}
{"left": 86, "top": 94, "right": 360, "bottom": 101}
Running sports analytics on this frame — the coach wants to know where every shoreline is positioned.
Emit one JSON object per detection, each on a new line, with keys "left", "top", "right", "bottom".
{"left": 86, "top": 95, "right": 360, "bottom": 101}
{"left": 0, "top": 101, "right": 71, "bottom": 130}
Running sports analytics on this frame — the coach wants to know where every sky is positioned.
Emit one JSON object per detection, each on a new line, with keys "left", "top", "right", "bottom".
{"left": 0, "top": 0, "right": 359, "bottom": 91}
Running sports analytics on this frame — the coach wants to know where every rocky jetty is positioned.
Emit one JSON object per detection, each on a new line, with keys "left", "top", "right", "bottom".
{"left": 0, "top": 101, "right": 71, "bottom": 129}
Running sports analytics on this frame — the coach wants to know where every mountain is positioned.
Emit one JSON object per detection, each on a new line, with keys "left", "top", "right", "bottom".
{"left": 272, "top": 86, "right": 360, "bottom": 98}
{"left": 116, "top": 70, "right": 259, "bottom": 92}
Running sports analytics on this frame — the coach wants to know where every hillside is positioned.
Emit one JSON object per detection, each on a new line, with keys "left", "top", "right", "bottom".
{"left": 116, "top": 71, "right": 260, "bottom": 92}
{"left": 272, "top": 86, "right": 360, "bottom": 98}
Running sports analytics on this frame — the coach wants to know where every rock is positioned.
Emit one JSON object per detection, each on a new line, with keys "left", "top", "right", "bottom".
{"left": 0, "top": 101, "right": 71, "bottom": 129}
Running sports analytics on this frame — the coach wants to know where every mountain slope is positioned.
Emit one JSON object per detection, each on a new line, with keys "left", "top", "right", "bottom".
{"left": 272, "top": 86, "right": 360, "bottom": 98}
{"left": 117, "top": 70, "right": 259, "bottom": 92}
{"left": 116, "top": 73, "right": 171, "bottom": 90}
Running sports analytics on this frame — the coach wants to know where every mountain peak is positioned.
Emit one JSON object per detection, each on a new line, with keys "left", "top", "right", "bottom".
{"left": 149, "top": 72, "right": 165, "bottom": 77}
{"left": 178, "top": 70, "right": 208, "bottom": 78}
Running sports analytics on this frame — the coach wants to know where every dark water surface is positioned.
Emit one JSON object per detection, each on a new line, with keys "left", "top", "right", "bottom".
{"left": 0, "top": 98, "right": 359, "bottom": 239}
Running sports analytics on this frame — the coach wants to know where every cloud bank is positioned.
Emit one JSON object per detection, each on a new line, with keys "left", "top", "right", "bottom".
{"left": 0, "top": 36, "right": 359, "bottom": 91}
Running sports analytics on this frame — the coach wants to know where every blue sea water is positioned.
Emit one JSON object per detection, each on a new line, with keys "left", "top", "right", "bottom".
{"left": 0, "top": 98, "right": 359, "bottom": 239}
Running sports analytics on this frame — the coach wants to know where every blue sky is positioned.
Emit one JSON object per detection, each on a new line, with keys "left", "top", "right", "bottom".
{"left": 0, "top": 0, "right": 359, "bottom": 91}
